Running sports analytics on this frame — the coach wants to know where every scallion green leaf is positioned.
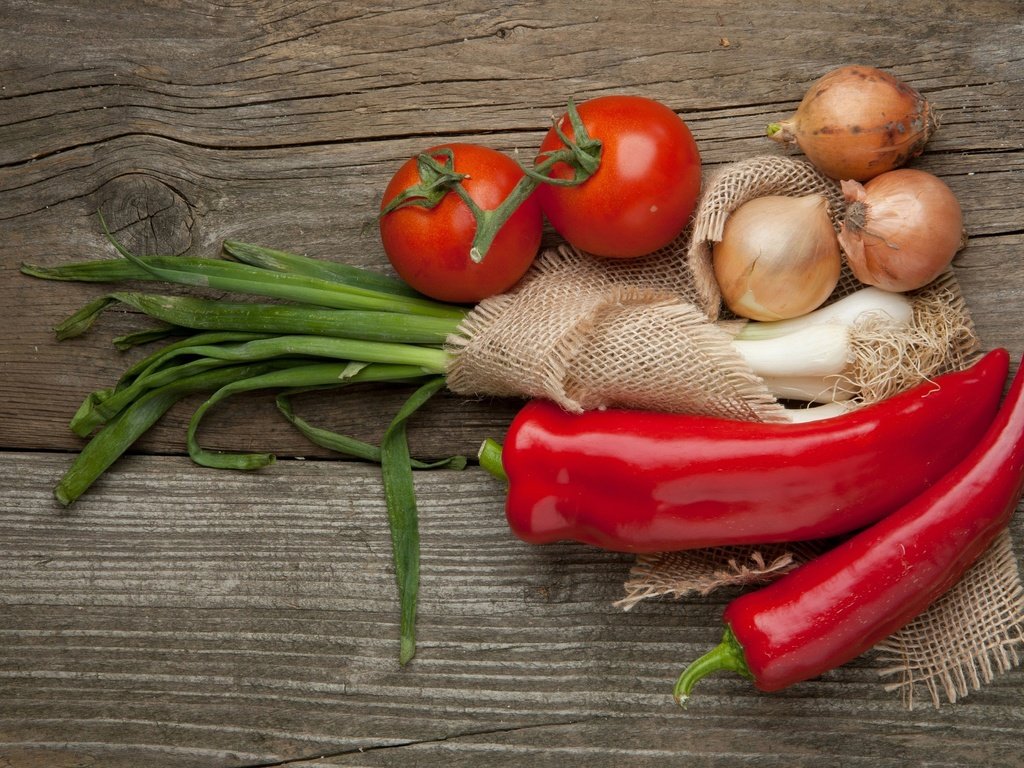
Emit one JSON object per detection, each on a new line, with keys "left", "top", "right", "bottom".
{"left": 59, "top": 292, "right": 462, "bottom": 345}
{"left": 223, "top": 240, "right": 423, "bottom": 299}
{"left": 99, "top": 226, "right": 465, "bottom": 319}
{"left": 380, "top": 376, "right": 448, "bottom": 665}
{"left": 55, "top": 362, "right": 292, "bottom": 506}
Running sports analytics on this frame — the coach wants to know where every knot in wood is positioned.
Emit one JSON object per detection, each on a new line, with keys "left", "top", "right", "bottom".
{"left": 95, "top": 174, "right": 195, "bottom": 256}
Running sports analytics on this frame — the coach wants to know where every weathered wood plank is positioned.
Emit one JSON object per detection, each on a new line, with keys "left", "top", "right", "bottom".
{"left": 3, "top": 148, "right": 1023, "bottom": 457}
{"left": 2, "top": 453, "right": 1022, "bottom": 768}
{"left": 2, "top": 0, "right": 1023, "bottom": 765}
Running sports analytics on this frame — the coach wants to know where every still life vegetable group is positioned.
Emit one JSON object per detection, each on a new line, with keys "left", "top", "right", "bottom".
{"left": 23, "top": 64, "right": 1021, "bottom": 704}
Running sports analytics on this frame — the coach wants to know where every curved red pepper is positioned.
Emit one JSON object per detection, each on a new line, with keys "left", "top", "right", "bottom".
{"left": 488, "top": 348, "right": 1009, "bottom": 553}
{"left": 674, "top": 349, "right": 1023, "bottom": 702}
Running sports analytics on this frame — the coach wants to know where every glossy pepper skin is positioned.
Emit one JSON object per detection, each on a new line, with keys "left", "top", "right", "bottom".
{"left": 496, "top": 349, "right": 1008, "bottom": 553}
{"left": 674, "top": 347, "right": 1023, "bottom": 701}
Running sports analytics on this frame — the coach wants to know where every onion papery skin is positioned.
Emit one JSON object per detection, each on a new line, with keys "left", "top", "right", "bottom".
{"left": 838, "top": 169, "right": 965, "bottom": 293}
{"left": 713, "top": 194, "right": 842, "bottom": 322}
{"left": 768, "top": 65, "right": 937, "bottom": 181}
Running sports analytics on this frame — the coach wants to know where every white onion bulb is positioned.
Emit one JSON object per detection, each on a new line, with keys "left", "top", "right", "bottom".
{"left": 713, "top": 194, "right": 842, "bottom": 321}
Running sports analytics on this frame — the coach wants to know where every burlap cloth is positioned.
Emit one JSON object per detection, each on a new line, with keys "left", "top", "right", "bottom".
{"left": 446, "top": 156, "right": 1023, "bottom": 708}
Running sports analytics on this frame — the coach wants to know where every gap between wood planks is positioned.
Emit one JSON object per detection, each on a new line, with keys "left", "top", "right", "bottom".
{"left": 232, "top": 719, "right": 584, "bottom": 768}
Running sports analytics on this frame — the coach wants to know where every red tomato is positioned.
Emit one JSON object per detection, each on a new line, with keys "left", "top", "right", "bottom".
{"left": 535, "top": 95, "right": 702, "bottom": 258}
{"left": 379, "top": 143, "right": 542, "bottom": 303}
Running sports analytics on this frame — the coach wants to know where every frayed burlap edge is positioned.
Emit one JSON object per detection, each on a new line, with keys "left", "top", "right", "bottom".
{"left": 616, "top": 542, "right": 827, "bottom": 611}
{"left": 875, "top": 529, "right": 1024, "bottom": 709}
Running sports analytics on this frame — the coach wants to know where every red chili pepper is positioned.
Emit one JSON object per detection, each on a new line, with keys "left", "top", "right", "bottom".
{"left": 479, "top": 348, "right": 1008, "bottom": 554}
{"left": 673, "top": 348, "right": 1023, "bottom": 703}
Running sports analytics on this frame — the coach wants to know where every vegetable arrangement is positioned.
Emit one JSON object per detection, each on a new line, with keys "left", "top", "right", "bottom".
{"left": 23, "top": 65, "right": 1022, "bottom": 704}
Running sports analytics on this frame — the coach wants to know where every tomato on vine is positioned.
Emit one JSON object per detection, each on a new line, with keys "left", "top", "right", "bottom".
{"left": 533, "top": 95, "right": 702, "bottom": 258}
{"left": 379, "top": 143, "right": 543, "bottom": 303}
{"left": 378, "top": 97, "right": 701, "bottom": 303}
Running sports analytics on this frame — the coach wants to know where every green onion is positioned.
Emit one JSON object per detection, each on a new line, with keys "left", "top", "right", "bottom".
{"left": 113, "top": 325, "right": 182, "bottom": 350}
{"left": 27, "top": 232, "right": 471, "bottom": 667}
{"left": 54, "top": 296, "right": 121, "bottom": 340}
{"left": 727, "top": 287, "right": 916, "bottom": 405}
{"left": 731, "top": 324, "right": 852, "bottom": 379}
{"left": 380, "top": 376, "right": 449, "bottom": 665}
{"left": 185, "top": 361, "right": 456, "bottom": 470}
{"left": 71, "top": 356, "right": 248, "bottom": 437}
{"left": 71, "top": 335, "right": 275, "bottom": 437}
{"left": 733, "top": 287, "right": 913, "bottom": 341}
{"left": 58, "top": 292, "right": 462, "bottom": 345}
{"left": 275, "top": 370, "right": 467, "bottom": 470}
{"left": 24, "top": 242, "right": 467, "bottom": 320}
{"left": 21, "top": 256, "right": 235, "bottom": 283}
{"left": 55, "top": 362, "right": 294, "bottom": 506}
{"left": 103, "top": 232, "right": 465, "bottom": 319}
{"left": 113, "top": 332, "right": 274, "bottom": 390}
{"left": 223, "top": 240, "right": 424, "bottom": 298}
{"left": 143, "top": 334, "right": 450, "bottom": 373}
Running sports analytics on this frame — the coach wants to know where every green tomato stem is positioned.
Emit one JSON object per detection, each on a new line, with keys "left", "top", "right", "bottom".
{"left": 465, "top": 99, "right": 602, "bottom": 263}
{"left": 379, "top": 149, "right": 469, "bottom": 217}
{"left": 381, "top": 100, "right": 603, "bottom": 265}
{"left": 457, "top": 172, "right": 541, "bottom": 264}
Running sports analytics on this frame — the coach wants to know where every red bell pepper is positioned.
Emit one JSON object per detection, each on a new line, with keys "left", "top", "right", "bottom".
{"left": 674, "top": 349, "right": 1024, "bottom": 702}
{"left": 480, "top": 349, "right": 1008, "bottom": 554}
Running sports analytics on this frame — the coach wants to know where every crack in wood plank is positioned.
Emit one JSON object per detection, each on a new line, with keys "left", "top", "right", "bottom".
{"left": 232, "top": 719, "right": 587, "bottom": 768}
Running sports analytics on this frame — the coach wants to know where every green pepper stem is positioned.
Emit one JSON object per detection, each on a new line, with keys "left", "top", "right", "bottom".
{"left": 477, "top": 438, "right": 507, "bottom": 481}
{"left": 673, "top": 626, "right": 753, "bottom": 707}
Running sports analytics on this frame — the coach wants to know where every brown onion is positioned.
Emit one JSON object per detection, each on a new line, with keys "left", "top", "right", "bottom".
{"left": 713, "top": 194, "right": 841, "bottom": 321}
{"left": 838, "top": 169, "right": 964, "bottom": 292}
{"left": 767, "top": 65, "right": 937, "bottom": 181}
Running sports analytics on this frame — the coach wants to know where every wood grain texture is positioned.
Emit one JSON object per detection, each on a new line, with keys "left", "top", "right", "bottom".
{"left": 3, "top": 454, "right": 1023, "bottom": 768}
{"left": 1, "top": 0, "right": 1023, "bottom": 765}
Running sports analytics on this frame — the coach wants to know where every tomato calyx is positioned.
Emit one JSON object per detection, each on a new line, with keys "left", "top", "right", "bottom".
{"left": 379, "top": 149, "right": 468, "bottom": 216}
{"left": 521, "top": 98, "right": 603, "bottom": 187}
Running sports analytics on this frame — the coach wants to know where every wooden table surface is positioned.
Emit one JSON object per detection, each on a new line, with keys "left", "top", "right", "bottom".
{"left": 2, "top": 2, "right": 1023, "bottom": 766}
